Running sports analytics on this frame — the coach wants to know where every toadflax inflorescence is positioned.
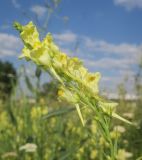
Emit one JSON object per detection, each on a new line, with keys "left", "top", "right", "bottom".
{"left": 14, "top": 21, "right": 132, "bottom": 160}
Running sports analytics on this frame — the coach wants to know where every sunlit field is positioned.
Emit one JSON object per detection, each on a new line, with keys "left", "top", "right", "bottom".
{"left": 0, "top": 0, "right": 142, "bottom": 160}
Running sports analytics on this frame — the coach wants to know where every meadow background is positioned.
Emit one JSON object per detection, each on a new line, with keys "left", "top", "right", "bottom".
{"left": 0, "top": 0, "right": 142, "bottom": 159}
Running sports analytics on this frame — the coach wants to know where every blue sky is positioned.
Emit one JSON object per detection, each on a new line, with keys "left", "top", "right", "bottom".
{"left": 0, "top": 0, "right": 142, "bottom": 95}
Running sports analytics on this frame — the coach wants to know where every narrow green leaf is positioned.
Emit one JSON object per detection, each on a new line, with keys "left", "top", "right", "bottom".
{"left": 75, "top": 104, "right": 85, "bottom": 126}
{"left": 42, "top": 107, "right": 75, "bottom": 119}
{"left": 112, "top": 113, "right": 133, "bottom": 125}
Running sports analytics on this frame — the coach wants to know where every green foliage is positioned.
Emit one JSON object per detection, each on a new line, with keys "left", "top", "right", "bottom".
{"left": 0, "top": 94, "right": 133, "bottom": 160}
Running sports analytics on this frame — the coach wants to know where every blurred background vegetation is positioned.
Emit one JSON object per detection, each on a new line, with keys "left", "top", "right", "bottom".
{"left": 0, "top": 0, "right": 142, "bottom": 159}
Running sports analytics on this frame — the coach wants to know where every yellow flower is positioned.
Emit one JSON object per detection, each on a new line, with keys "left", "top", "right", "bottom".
{"left": 20, "top": 21, "right": 40, "bottom": 48}
{"left": 85, "top": 72, "right": 101, "bottom": 94}
{"left": 19, "top": 143, "right": 37, "bottom": 152}
{"left": 43, "top": 33, "right": 59, "bottom": 54}
{"left": 1, "top": 152, "right": 17, "bottom": 159}
{"left": 31, "top": 106, "right": 48, "bottom": 119}
{"left": 30, "top": 44, "right": 51, "bottom": 67}
{"left": 0, "top": 111, "right": 9, "bottom": 129}
{"left": 19, "top": 47, "right": 31, "bottom": 60}
{"left": 78, "top": 66, "right": 88, "bottom": 79}
{"left": 116, "top": 149, "right": 133, "bottom": 160}
{"left": 110, "top": 131, "right": 120, "bottom": 139}
{"left": 41, "top": 107, "right": 48, "bottom": 115}
{"left": 99, "top": 101, "right": 117, "bottom": 115}
{"left": 67, "top": 57, "right": 82, "bottom": 72}
{"left": 53, "top": 53, "right": 68, "bottom": 68}
{"left": 90, "top": 150, "right": 98, "bottom": 159}
{"left": 99, "top": 137, "right": 108, "bottom": 146}
{"left": 58, "top": 89, "right": 64, "bottom": 96}
{"left": 58, "top": 86, "right": 79, "bottom": 103}
{"left": 114, "top": 125, "right": 126, "bottom": 133}
{"left": 90, "top": 123, "right": 97, "bottom": 134}
{"left": 17, "top": 117, "right": 24, "bottom": 131}
{"left": 43, "top": 33, "right": 53, "bottom": 44}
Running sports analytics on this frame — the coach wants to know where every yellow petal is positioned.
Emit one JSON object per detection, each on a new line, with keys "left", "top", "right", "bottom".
{"left": 20, "top": 21, "right": 40, "bottom": 48}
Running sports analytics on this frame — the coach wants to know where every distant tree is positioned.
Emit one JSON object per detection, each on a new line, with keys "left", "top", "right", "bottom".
{"left": 0, "top": 61, "right": 17, "bottom": 99}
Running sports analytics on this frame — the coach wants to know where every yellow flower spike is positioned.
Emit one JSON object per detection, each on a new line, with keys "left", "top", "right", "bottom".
{"left": 15, "top": 21, "right": 133, "bottom": 132}
{"left": 20, "top": 21, "right": 40, "bottom": 48}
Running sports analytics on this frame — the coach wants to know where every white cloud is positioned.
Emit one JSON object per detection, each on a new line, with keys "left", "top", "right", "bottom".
{"left": 84, "top": 37, "right": 141, "bottom": 59}
{"left": 82, "top": 37, "right": 142, "bottom": 74}
{"left": 101, "top": 74, "right": 135, "bottom": 94}
{"left": 55, "top": 32, "right": 141, "bottom": 63}
{"left": 0, "top": 33, "right": 22, "bottom": 57}
{"left": 53, "top": 31, "right": 77, "bottom": 43}
{"left": 11, "top": 0, "right": 20, "bottom": 9}
{"left": 84, "top": 58, "right": 134, "bottom": 70}
{"left": 113, "top": 0, "right": 142, "bottom": 10}
{"left": 30, "top": 5, "right": 47, "bottom": 17}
